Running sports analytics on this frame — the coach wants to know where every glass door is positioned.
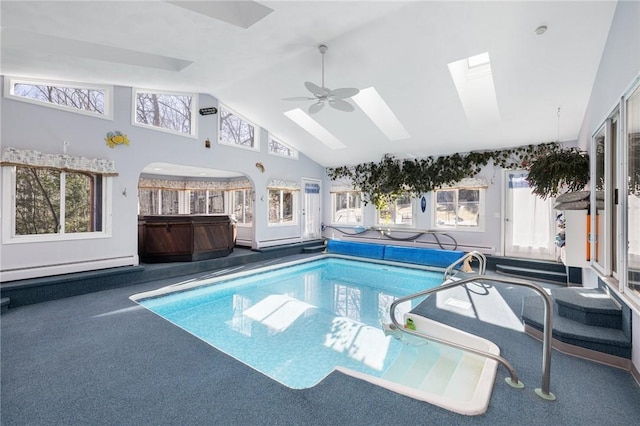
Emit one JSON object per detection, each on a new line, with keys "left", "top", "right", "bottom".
{"left": 302, "top": 179, "right": 321, "bottom": 240}
{"left": 626, "top": 85, "right": 640, "bottom": 295}
{"left": 504, "top": 170, "right": 557, "bottom": 260}
{"left": 593, "top": 114, "right": 618, "bottom": 277}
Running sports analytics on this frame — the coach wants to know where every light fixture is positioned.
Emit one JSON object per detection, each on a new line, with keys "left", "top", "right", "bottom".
{"left": 535, "top": 25, "right": 548, "bottom": 35}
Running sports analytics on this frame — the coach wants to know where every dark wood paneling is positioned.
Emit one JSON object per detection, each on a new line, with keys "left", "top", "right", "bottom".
{"left": 139, "top": 215, "right": 236, "bottom": 262}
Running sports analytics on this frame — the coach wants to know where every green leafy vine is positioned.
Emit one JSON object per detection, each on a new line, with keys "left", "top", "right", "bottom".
{"left": 327, "top": 142, "right": 589, "bottom": 208}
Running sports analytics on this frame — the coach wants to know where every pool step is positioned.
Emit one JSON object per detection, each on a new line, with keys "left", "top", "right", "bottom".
{"left": 443, "top": 353, "right": 484, "bottom": 401}
{"left": 417, "top": 347, "right": 462, "bottom": 395}
{"left": 382, "top": 344, "right": 482, "bottom": 398}
{"left": 1, "top": 297, "right": 10, "bottom": 314}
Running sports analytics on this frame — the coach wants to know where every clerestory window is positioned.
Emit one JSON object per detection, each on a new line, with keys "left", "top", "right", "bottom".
{"left": 4, "top": 76, "right": 112, "bottom": 119}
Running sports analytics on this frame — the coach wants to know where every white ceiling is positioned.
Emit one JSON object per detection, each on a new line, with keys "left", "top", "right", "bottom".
{"left": 1, "top": 1, "right": 618, "bottom": 168}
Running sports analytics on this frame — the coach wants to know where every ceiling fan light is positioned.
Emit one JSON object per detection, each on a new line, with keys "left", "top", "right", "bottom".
{"left": 309, "top": 102, "right": 325, "bottom": 114}
{"left": 283, "top": 45, "right": 359, "bottom": 113}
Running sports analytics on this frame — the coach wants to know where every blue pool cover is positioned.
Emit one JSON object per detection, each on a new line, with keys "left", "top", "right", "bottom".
{"left": 325, "top": 240, "right": 465, "bottom": 268}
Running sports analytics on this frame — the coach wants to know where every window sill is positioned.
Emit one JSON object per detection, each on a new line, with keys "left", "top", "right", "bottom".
{"left": 432, "top": 226, "right": 485, "bottom": 233}
{"left": 218, "top": 141, "right": 260, "bottom": 152}
{"left": 3, "top": 232, "right": 111, "bottom": 245}
{"left": 267, "top": 222, "right": 299, "bottom": 228}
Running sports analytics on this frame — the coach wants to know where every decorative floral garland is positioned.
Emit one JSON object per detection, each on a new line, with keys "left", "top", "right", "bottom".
{"left": 105, "top": 131, "right": 130, "bottom": 148}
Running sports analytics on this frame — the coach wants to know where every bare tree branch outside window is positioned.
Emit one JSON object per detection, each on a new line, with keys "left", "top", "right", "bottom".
{"left": 135, "top": 92, "right": 193, "bottom": 134}
{"left": 268, "top": 137, "right": 297, "bottom": 158}
{"left": 13, "top": 83, "right": 105, "bottom": 114}
{"left": 14, "top": 167, "right": 100, "bottom": 235}
{"left": 220, "top": 106, "right": 255, "bottom": 147}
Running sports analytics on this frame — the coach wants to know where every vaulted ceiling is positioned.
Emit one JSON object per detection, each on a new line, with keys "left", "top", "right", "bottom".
{"left": 1, "top": 1, "right": 617, "bottom": 167}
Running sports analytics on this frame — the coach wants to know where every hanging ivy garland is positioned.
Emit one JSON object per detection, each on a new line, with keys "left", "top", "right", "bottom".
{"left": 327, "top": 142, "right": 589, "bottom": 209}
{"left": 525, "top": 146, "right": 590, "bottom": 199}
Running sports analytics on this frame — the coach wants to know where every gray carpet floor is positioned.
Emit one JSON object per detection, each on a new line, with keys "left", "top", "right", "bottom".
{"left": 2, "top": 257, "right": 640, "bottom": 425}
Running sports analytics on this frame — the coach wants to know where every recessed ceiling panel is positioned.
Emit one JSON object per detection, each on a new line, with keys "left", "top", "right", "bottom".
{"left": 1, "top": 29, "right": 193, "bottom": 72}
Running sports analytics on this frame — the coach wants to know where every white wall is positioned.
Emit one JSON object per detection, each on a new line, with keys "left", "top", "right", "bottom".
{"left": 577, "top": 1, "right": 640, "bottom": 149}
{"left": 322, "top": 163, "right": 506, "bottom": 254}
{"left": 0, "top": 81, "right": 324, "bottom": 281}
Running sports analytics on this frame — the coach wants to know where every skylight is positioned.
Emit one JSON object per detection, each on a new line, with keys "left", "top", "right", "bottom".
{"left": 448, "top": 52, "right": 500, "bottom": 126}
{"left": 467, "top": 52, "right": 490, "bottom": 68}
{"left": 283, "top": 109, "right": 346, "bottom": 150}
{"left": 352, "top": 87, "right": 410, "bottom": 141}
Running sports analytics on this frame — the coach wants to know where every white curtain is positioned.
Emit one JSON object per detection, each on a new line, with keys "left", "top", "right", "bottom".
{"left": 507, "top": 172, "right": 556, "bottom": 259}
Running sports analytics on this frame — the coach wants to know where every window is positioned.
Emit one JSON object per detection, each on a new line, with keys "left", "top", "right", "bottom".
{"left": 133, "top": 89, "right": 195, "bottom": 136}
{"left": 138, "top": 188, "right": 159, "bottom": 215}
{"left": 5, "top": 76, "right": 112, "bottom": 119}
{"left": 331, "top": 191, "right": 362, "bottom": 224}
{"left": 268, "top": 136, "right": 298, "bottom": 159}
{"left": 190, "top": 190, "right": 207, "bottom": 214}
{"left": 268, "top": 189, "right": 297, "bottom": 225}
{"left": 7, "top": 166, "right": 105, "bottom": 238}
{"left": 230, "top": 189, "right": 254, "bottom": 225}
{"left": 376, "top": 193, "right": 414, "bottom": 226}
{"left": 137, "top": 189, "right": 179, "bottom": 215}
{"left": 434, "top": 188, "right": 484, "bottom": 230}
{"left": 207, "top": 190, "right": 225, "bottom": 214}
{"left": 190, "top": 189, "right": 226, "bottom": 214}
{"left": 219, "top": 105, "right": 259, "bottom": 150}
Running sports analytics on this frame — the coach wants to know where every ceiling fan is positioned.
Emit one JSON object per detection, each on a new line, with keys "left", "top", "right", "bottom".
{"left": 283, "top": 44, "right": 360, "bottom": 114}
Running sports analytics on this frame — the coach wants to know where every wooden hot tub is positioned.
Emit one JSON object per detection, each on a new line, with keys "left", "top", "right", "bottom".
{"left": 138, "top": 215, "right": 236, "bottom": 263}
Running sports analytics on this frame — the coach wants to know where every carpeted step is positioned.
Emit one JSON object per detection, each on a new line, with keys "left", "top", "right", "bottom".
{"left": 302, "top": 245, "right": 326, "bottom": 254}
{"left": 1, "top": 297, "right": 9, "bottom": 314}
{"left": 486, "top": 256, "right": 566, "bottom": 273}
{"left": 553, "top": 288, "right": 621, "bottom": 329}
{"left": 496, "top": 264, "right": 567, "bottom": 284}
{"left": 521, "top": 296, "right": 631, "bottom": 359}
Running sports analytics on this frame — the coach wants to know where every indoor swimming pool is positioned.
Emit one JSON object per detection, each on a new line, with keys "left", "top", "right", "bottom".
{"left": 131, "top": 257, "right": 442, "bottom": 388}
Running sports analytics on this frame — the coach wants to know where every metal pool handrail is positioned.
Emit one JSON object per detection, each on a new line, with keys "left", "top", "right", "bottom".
{"left": 443, "top": 250, "right": 487, "bottom": 280}
{"left": 389, "top": 275, "right": 556, "bottom": 401}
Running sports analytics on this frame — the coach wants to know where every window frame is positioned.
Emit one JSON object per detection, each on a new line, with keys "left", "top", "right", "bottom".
{"left": 4, "top": 76, "right": 113, "bottom": 120}
{"left": 2, "top": 166, "right": 112, "bottom": 244}
{"left": 267, "top": 135, "right": 298, "bottom": 159}
{"left": 230, "top": 188, "right": 254, "bottom": 227}
{"left": 375, "top": 192, "right": 416, "bottom": 228}
{"left": 330, "top": 191, "right": 363, "bottom": 225}
{"left": 268, "top": 188, "right": 298, "bottom": 227}
{"left": 131, "top": 87, "right": 197, "bottom": 137}
{"left": 218, "top": 104, "right": 260, "bottom": 152}
{"left": 432, "top": 187, "right": 486, "bottom": 232}
{"left": 623, "top": 79, "right": 640, "bottom": 305}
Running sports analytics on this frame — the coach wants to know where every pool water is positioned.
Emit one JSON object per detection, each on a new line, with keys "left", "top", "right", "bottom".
{"left": 136, "top": 257, "right": 442, "bottom": 388}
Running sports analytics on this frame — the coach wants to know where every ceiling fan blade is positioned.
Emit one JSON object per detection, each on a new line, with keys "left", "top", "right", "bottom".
{"left": 305, "top": 81, "right": 329, "bottom": 97}
{"left": 282, "top": 96, "right": 316, "bottom": 101}
{"left": 308, "top": 101, "right": 325, "bottom": 114}
{"left": 329, "top": 99, "right": 355, "bottom": 112}
{"left": 329, "top": 87, "right": 360, "bottom": 100}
